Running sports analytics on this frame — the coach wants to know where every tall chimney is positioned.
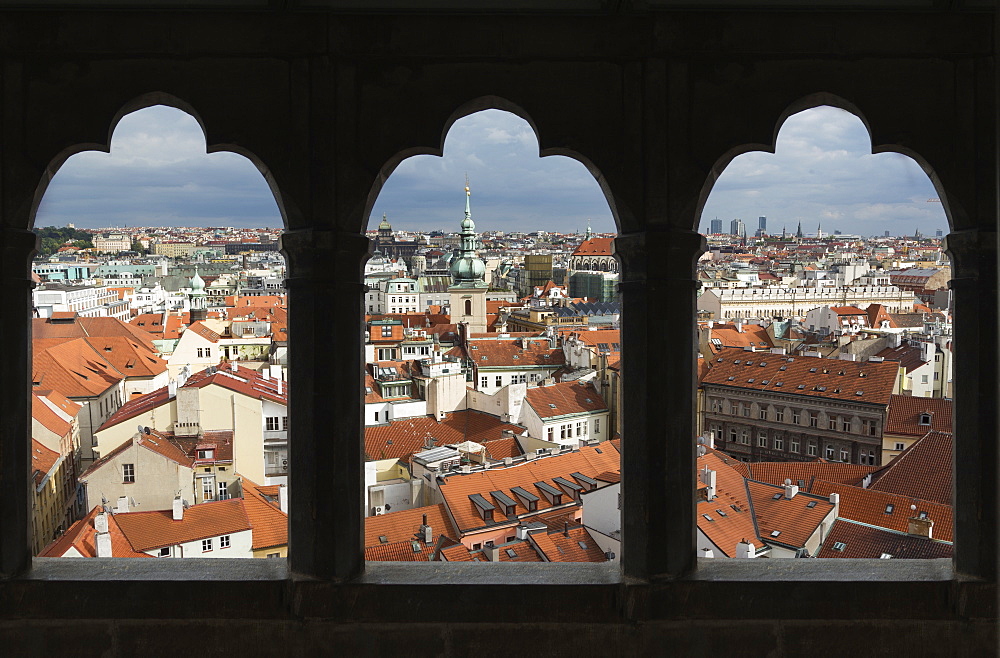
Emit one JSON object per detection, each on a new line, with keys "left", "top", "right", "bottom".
{"left": 172, "top": 496, "right": 184, "bottom": 521}
{"left": 700, "top": 466, "right": 717, "bottom": 501}
{"left": 277, "top": 376, "right": 283, "bottom": 396}
{"left": 278, "top": 484, "right": 288, "bottom": 514}
{"left": 95, "top": 529, "right": 112, "bottom": 558}
{"left": 420, "top": 513, "right": 433, "bottom": 544}
{"left": 95, "top": 512, "right": 112, "bottom": 557}
{"left": 488, "top": 545, "right": 501, "bottom": 562}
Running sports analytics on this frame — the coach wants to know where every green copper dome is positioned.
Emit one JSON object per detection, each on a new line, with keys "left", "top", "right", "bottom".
{"left": 378, "top": 213, "right": 392, "bottom": 231}
{"left": 450, "top": 183, "right": 487, "bottom": 287}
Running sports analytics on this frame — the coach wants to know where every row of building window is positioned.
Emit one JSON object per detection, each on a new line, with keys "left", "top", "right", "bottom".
{"left": 714, "top": 399, "right": 877, "bottom": 435}
{"left": 480, "top": 373, "right": 538, "bottom": 388}
{"left": 714, "top": 425, "right": 878, "bottom": 464}
{"left": 546, "top": 420, "right": 594, "bottom": 441}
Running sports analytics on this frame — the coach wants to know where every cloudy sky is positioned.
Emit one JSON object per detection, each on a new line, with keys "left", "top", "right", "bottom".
{"left": 35, "top": 104, "right": 948, "bottom": 237}
{"left": 700, "top": 106, "right": 948, "bottom": 237}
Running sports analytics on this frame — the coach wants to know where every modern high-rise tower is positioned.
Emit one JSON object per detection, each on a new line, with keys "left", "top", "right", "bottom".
{"left": 709, "top": 218, "right": 723, "bottom": 235}
{"left": 730, "top": 218, "right": 745, "bottom": 237}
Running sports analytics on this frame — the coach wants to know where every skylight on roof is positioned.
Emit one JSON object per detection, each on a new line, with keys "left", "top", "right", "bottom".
{"left": 772, "top": 493, "right": 782, "bottom": 500}
{"left": 885, "top": 504, "right": 894, "bottom": 514}
{"left": 833, "top": 542, "right": 846, "bottom": 551}
{"left": 809, "top": 367, "right": 817, "bottom": 373}
{"left": 702, "top": 514, "right": 714, "bottom": 521}
{"left": 505, "top": 548, "right": 517, "bottom": 558}
{"left": 806, "top": 501, "right": 817, "bottom": 508}
{"left": 797, "top": 384, "right": 806, "bottom": 389}
{"left": 761, "top": 380, "right": 770, "bottom": 385}
{"left": 770, "top": 530, "right": 781, "bottom": 537}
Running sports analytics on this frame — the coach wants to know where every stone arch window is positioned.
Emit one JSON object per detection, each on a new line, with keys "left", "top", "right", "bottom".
{"left": 0, "top": 14, "right": 992, "bottom": 652}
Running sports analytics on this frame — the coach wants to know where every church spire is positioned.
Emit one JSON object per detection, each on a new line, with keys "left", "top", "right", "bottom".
{"left": 585, "top": 219, "right": 593, "bottom": 241}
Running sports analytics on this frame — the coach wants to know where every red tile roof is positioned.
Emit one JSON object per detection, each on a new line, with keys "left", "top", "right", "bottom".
{"left": 365, "top": 539, "right": 435, "bottom": 561}
{"left": 746, "top": 461, "right": 876, "bottom": 490}
{"left": 696, "top": 452, "right": 758, "bottom": 557}
{"left": 239, "top": 477, "right": 288, "bottom": 550}
{"left": 746, "top": 480, "right": 835, "bottom": 549}
{"left": 31, "top": 390, "right": 80, "bottom": 438}
{"left": 364, "top": 411, "right": 524, "bottom": 462}
{"left": 364, "top": 503, "right": 457, "bottom": 547}
{"left": 571, "top": 237, "right": 615, "bottom": 256}
{"left": 529, "top": 525, "right": 608, "bottom": 562}
{"left": 525, "top": 380, "right": 607, "bottom": 419}
{"left": 875, "top": 343, "right": 927, "bottom": 374}
{"left": 38, "top": 505, "right": 150, "bottom": 558}
{"left": 100, "top": 364, "right": 287, "bottom": 430}
{"left": 829, "top": 306, "right": 866, "bottom": 316}
{"left": 885, "top": 395, "right": 953, "bottom": 437}
{"left": 810, "top": 479, "right": 953, "bottom": 543}
{"left": 437, "top": 444, "right": 620, "bottom": 536}
{"left": 32, "top": 338, "right": 127, "bottom": 398}
{"left": 815, "top": 519, "right": 952, "bottom": 559}
{"left": 705, "top": 323, "right": 774, "bottom": 353}
{"left": 701, "top": 347, "right": 899, "bottom": 406}
{"left": 867, "top": 430, "right": 952, "bottom": 505}
{"left": 451, "top": 337, "right": 565, "bottom": 368}
{"left": 33, "top": 315, "right": 158, "bottom": 350}
{"left": 30, "top": 439, "right": 60, "bottom": 487}
{"left": 113, "top": 498, "right": 252, "bottom": 551}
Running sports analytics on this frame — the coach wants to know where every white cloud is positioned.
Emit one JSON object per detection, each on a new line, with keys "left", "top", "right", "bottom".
{"left": 701, "top": 106, "right": 949, "bottom": 236}
{"left": 35, "top": 105, "right": 282, "bottom": 229}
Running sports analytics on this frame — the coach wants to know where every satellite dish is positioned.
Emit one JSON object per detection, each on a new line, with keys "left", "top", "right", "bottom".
{"left": 144, "top": 426, "right": 151, "bottom": 435}
{"left": 137, "top": 424, "right": 145, "bottom": 434}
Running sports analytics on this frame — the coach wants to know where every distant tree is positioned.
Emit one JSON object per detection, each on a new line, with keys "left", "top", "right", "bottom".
{"left": 131, "top": 241, "right": 146, "bottom": 254}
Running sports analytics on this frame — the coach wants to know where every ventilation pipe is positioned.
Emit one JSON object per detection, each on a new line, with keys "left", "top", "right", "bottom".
{"left": 783, "top": 479, "right": 799, "bottom": 499}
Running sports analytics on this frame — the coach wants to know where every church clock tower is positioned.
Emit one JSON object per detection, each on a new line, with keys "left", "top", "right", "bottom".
{"left": 448, "top": 181, "right": 488, "bottom": 334}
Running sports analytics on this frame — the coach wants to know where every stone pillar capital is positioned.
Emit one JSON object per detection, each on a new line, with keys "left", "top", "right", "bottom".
{"left": 280, "top": 229, "right": 372, "bottom": 283}
{"left": 0, "top": 228, "right": 39, "bottom": 281}
{"left": 943, "top": 229, "right": 996, "bottom": 284}
{"left": 615, "top": 228, "right": 706, "bottom": 285}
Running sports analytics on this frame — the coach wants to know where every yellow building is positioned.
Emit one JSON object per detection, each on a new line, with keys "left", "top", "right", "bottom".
{"left": 30, "top": 439, "right": 75, "bottom": 555}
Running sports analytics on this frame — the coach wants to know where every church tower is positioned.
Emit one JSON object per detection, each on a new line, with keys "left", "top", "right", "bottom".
{"left": 189, "top": 267, "right": 208, "bottom": 323}
{"left": 448, "top": 181, "right": 488, "bottom": 334}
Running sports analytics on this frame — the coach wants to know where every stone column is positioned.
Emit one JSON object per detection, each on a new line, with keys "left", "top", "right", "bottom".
{"left": 0, "top": 228, "right": 37, "bottom": 576}
{"left": 617, "top": 227, "right": 706, "bottom": 580}
{"left": 945, "top": 228, "right": 997, "bottom": 580}
{"left": 282, "top": 228, "right": 371, "bottom": 581}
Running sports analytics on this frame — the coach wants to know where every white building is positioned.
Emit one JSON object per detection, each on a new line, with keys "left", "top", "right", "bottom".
{"left": 33, "top": 283, "right": 130, "bottom": 321}
{"left": 698, "top": 286, "right": 916, "bottom": 320}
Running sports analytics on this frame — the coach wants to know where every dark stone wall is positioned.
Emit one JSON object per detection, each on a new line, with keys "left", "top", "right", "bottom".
{"left": 0, "top": 8, "right": 994, "bottom": 655}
